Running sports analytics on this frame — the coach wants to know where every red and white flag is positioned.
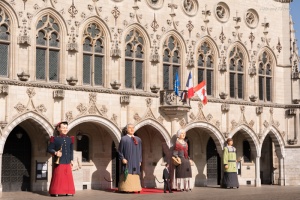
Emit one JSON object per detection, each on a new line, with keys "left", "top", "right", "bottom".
{"left": 194, "top": 81, "right": 207, "bottom": 105}
{"left": 186, "top": 72, "right": 194, "bottom": 98}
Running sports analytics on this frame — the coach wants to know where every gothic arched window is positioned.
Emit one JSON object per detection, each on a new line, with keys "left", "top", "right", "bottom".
{"left": 163, "top": 36, "right": 181, "bottom": 90}
{"left": 83, "top": 23, "right": 104, "bottom": 86}
{"left": 0, "top": 8, "right": 10, "bottom": 77}
{"left": 229, "top": 46, "right": 244, "bottom": 99}
{"left": 36, "top": 14, "right": 60, "bottom": 81}
{"left": 125, "top": 29, "right": 144, "bottom": 89}
{"left": 258, "top": 52, "right": 272, "bottom": 102}
{"left": 197, "top": 42, "right": 214, "bottom": 96}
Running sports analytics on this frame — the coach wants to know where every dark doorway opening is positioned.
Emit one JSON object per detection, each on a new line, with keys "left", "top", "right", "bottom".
{"left": 206, "top": 137, "right": 221, "bottom": 185}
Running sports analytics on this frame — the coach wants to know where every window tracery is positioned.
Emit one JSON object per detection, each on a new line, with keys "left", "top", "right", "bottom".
{"left": 0, "top": 7, "right": 10, "bottom": 77}
{"left": 258, "top": 51, "right": 272, "bottom": 102}
{"left": 229, "top": 46, "right": 244, "bottom": 99}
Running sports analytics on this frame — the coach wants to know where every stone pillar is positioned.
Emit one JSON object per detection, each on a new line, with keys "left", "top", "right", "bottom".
{"left": 0, "top": 153, "right": 2, "bottom": 194}
{"left": 278, "top": 157, "right": 285, "bottom": 186}
{"left": 255, "top": 156, "right": 261, "bottom": 187}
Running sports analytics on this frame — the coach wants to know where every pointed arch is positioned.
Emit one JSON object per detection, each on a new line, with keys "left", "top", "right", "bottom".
{"left": 0, "top": 0, "right": 19, "bottom": 26}
{"left": 134, "top": 119, "right": 171, "bottom": 147}
{"left": 122, "top": 23, "right": 151, "bottom": 47}
{"left": 31, "top": 8, "right": 68, "bottom": 36}
{"left": 261, "top": 126, "right": 285, "bottom": 158}
{"left": 68, "top": 116, "right": 121, "bottom": 147}
{"left": 227, "top": 41, "right": 250, "bottom": 62}
{"left": 229, "top": 124, "right": 260, "bottom": 157}
{"left": 185, "top": 122, "right": 225, "bottom": 156}
{"left": 195, "top": 36, "right": 220, "bottom": 57}
{"left": 80, "top": 16, "right": 112, "bottom": 42}
{"left": 256, "top": 46, "right": 278, "bottom": 66}
{"left": 160, "top": 30, "right": 188, "bottom": 53}
{"left": 0, "top": 111, "right": 53, "bottom": 153}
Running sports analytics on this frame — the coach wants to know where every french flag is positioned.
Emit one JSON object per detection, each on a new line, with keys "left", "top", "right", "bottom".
{"left": 194, "top": 81, "right": 208, "bottom": 105}
{"left": 186, "top": 72, "right": 194, "bottom": 98}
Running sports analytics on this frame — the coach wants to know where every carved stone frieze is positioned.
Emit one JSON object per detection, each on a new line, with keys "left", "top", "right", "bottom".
{"left": 14, "top": 102, "right": 27, "bottom": 113}
{"left": 36, "top": 104, "right": 47, "bottom": 113}
{"left": 77, "top": 103, "right": 87, "bottom": 115}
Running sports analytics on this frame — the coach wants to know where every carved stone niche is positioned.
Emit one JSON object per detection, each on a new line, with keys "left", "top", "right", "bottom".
{"left": 256, "top": 106, "right": 263, "bottom": 114}
{"left": 288, "top": 139, "right": 297, "bottom": 145}
{"left": 150, "top": 85, "right": 160, "bottom": 93}
{"left": 17, "top": 71, "right": 30, "bottom": 81}
{"left": 249, "top": 95, "right": 257, "bottom": 102}
{"left": 120, "top": 95, "right": 130, "bottom": 105}
{"left": 292, "top": 99, "right": 300, "bottom": 104}
{"left": 66, "top": 76, "right": 78, "bottom": 86}
{"left": 287, "top": 109, "right": 296, "bottom": 115}
{"left": 0, "top": 85, "right": 8, "bottom": 95}
{"left": 219, "top": 92, "right": 228, "bottom": 100}
{"left": 53, "top": 90, "right": 65, "bottom": 99}
{"left": 67, "top": 42, "right": 78, "bottom": 52}
{"left": 110, "top": 81, "right": 121, "bottom": 90}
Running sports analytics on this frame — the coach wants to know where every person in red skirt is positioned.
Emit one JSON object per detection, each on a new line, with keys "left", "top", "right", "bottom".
{"left": 47, "top": 121, "right": 75, "bottom": 197}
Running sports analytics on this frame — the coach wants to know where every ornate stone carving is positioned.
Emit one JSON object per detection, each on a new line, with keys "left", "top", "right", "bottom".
{"left": 219, "top": 92, "right": 228, "bottom": 100}
{"left": 65, "top": 111, "right": 73, "bottom": 121}
{"left": 215, "top": 2, "right": 229, "bottom": 23}
{"left": 14, "top": 102, "right": 27, "bottom": 113}
{"left": 221, "top": 103, "right": 230, "bottom": 112}
{"left": 292, "top": 99, "right": 300, "bottom": 104}
{"left": 219, "top": 27, "right": 226, "bottom": 44}
{"left": 68, "top": 0, "right": 78, "bottom": 18}
{"left": 245, "top": 9, "right": 259, "bottom": 29}
{"left": 120, "top": 96, "right": 130, "bottom": 104}
{"left": 157, "top": 115, "right": 164, "bottom": 124}
{"left": 27, "top": 88, "right": 35, "bottom": 98}
{"left": 134, "top": 113, "right": 142, "bottom": 122}
{"left": 18, "top": 19, "right": 30, "bottom": 45}
{"left": 249, "top": 95, "right": 257, "bottom": 102}
{"left": 111, "top": 114, "right": 118, "bottom": 125}
{"left": 179, "top": 118, "right": 186, "bottom": 127}
{"left": 36, "top": 104, "right": 47, "bottom": 113}
{"left": 111, "top": 36, "right": 121, "bottom": 58}
{"left": 256, "top": 106, "right": 263, "bottom": 114}
{"left": 0, "top": 85, "right": 8, "bottom": 95}
{"left": 287, "top": 109, "right": 296, "bottom": 115}
{"left": 67, "top": 27, "right": 78, "bottom": 52}
{"left": 0, "top": 121, "right": 8, "bottom": 129}
{"left": 17, "top": 71, "right": 30, "bottom": 81}
{"left": 189, "top": 112, "right": 196, "bottom": 120}
{"left": 66, "top": 77, "right": 78, "bottom": 86}
{"left": 150, "top": 45, "right": 160, "bottom": 63}
{"left": 146, "top": 98, "right": 152, "bottom": 107}
{"left": 151, "top": 14, "right": 159, "bottom": 32}
{"left": 53, "top": 90, "right": 65, "bottom": 99}
{"left": 276, "top": 38, "right": 282, "bottom": 53}
{"left": 77, "top": 103, "right": 87, "bottom": 115}
{"left": 288, "top": 139, "right": 297, "bottom": 145}
{"left": 150, "top": 85, "right": 160, "bottom": 93}
{"left": 110, "top": 81, "right": 121, "bottom": 90}
{"left": 111, "top": 6, "right": 120, "bottom": 25}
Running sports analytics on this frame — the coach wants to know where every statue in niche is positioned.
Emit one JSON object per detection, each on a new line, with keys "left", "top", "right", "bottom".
{"left": 184, "top": 0, "right": 194, "bottom": 12}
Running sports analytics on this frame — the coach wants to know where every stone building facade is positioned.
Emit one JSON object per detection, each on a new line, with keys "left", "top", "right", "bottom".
{"left": 0, "top": 0, "right": 299, "bottom": 193}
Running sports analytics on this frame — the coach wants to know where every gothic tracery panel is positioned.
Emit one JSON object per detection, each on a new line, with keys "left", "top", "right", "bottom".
{"left": 258, "top": 51, "right": 273, "bottom": 102}
{"left": 0, "top": 7, "right": 10, "bottom": 77}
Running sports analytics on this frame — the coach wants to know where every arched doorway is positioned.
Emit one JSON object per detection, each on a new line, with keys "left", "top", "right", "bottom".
{"left": 260, "top": 134, "right": 276, "bottom": 184}
{"left": 111, "top": 142, "right": 119, "bottom": 188}
{"left": 1, "top": 126, "right": 32, "bottom": 191}
{"left": 206, "top": 137, "right": 221, "bottom": 185}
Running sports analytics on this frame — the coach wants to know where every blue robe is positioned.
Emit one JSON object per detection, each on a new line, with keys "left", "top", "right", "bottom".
{"left": 118, "top": 135, "right": 142, "bottom": 174}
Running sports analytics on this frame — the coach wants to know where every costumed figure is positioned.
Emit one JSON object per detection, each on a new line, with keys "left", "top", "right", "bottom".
{"left": 162, "top": 163, "right": 173, "bottom": 193}
{"left": 173, "top": 129, "right": 192, "bottom": 192}
{"left": 222, "top": 138, "right": 239, "bottom": 189}
{"left": 47, "top": 121, "right": 75, "bottom": 197}
{"left": 118, "top": 123, "right": 142, "bottom": 192}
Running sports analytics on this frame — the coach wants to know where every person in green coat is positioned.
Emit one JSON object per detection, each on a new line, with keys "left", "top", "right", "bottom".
{"left": 222, "top": 138, "right": 239, "bottom": 188}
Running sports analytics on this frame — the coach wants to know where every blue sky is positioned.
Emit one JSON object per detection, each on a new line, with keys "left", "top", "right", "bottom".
{"left": 291, "top": 1, "right": 300, "bottom": 53}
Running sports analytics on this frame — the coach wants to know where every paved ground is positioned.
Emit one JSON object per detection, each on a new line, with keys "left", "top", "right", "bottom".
{"left": 1, "top": 186, "right": 300, "bottom": 200}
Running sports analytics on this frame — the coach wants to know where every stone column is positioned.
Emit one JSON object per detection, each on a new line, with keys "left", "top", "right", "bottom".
{"left": 0, "top": 153, "right": 3, "bottom": 194}
{"left": 278, "top": 156, "right": 285, "bottom": 186}
{"left": 255, "top": 156, "right": 261, "bottom": 187}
